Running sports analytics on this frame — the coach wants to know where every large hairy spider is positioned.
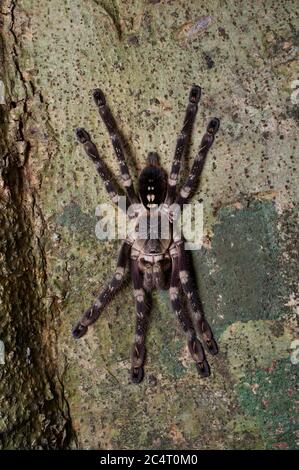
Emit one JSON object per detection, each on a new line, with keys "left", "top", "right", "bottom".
{"left": 72, "top": 85, "right": 220, "bottom": 383}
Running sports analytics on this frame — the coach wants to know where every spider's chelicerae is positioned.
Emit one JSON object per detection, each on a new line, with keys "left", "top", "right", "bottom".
{"left": 73, "top": 85, "right": 220, "bottom": 383}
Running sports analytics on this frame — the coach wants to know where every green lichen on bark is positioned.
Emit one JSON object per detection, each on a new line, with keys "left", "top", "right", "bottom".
{"left": 237, "top": 360, "right": 298, "bottom": 449}
{"left": 193, "top": 200, "right": 292, "bottom": 335}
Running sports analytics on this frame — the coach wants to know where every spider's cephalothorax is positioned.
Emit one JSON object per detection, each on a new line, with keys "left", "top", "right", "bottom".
{"left": 73, "top": 86, "right": 220, "bottom": 383}
{"left": 138, "top": 152, "right": 167, "bottom": 209}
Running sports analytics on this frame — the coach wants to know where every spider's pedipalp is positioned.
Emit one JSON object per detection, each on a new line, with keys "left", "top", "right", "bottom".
{"left": 75, "top": 127, "right": 125, "bottom": 207}
{"left": 93, "top": 88, "right": 139, "bottom": 204}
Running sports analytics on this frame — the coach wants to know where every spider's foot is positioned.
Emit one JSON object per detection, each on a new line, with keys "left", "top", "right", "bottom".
{"left": 207, "top": 117, "right": 220, "bottom": 135}
{"left": 188, "top": 336, "right": 205, "bottom": 364}
{"left": 130, "top": 366, "right": 144, "bottom": 384}
{"left": 72, "top": 322, "right": 88, "bottom": 339}
{"left": 93, "top": 88, "right": 106, "bottom": 107}
{"left": 200, "top": 319, "right": 218, "bottom": 355}
{"left": 189, "top": 85, "right": 201, "bottom": 104}
{"left": 131, "top": 342, "right": 146, "bottom": 367}
{"left": 75, "top": 127, "right": 90, "bottom": 144}
{"left": 204, "top": 337, "right": 218, "bottom": 356}
{"left": 196, "top": 359, "right": 210, "bottom": 378}
{"left": 131, "top": 342, "right": 146, "bottom": 383}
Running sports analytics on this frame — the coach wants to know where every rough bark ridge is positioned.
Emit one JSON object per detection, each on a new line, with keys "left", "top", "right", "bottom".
{"left": 0, "top": 0, "right": 75, "bottom": 449}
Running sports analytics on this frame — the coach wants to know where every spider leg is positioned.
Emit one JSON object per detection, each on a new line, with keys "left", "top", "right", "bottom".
{"left": 175, "top": 117, "right": 220, "bottom": 207}
{"left": 130, "top": 259, "right": 151, "bottom": 384}
{"left": 169, "top": 254, "right": 210, "bottom": 378}
{"left": 93, "top": 89, "right": 139, "bottom": 205}
{"left": 75, "top": 128, "right": 126, "bottom": 207}
{"left": 165, "top": 85, "right": 201, "bottom": 205}
{"left": 72, "top": 241, "right": 131, "bottom": 339}
{"left": 176, "top": 242, "right": 218, "bottom": 356}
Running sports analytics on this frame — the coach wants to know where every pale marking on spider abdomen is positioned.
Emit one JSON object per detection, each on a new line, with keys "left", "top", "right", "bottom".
{"left": 179, "top": 270, "right": 189, "bottom": 284}
{"left": 94, "top": 299, "right": 102, "bottom": 308}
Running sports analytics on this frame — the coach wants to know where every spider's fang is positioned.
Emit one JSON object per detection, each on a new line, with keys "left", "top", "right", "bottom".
{"left": 93, "top": 88, "right": 106, "bottom": 107}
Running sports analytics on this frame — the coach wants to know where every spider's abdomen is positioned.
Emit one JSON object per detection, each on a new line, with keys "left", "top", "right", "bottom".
{"left": 130, "top": 207, "right": 172, "bottom": 291}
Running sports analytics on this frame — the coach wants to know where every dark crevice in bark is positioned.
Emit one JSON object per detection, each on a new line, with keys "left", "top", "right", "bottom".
{"left": 0, "top": 1, "right": 76, "bottom": 449}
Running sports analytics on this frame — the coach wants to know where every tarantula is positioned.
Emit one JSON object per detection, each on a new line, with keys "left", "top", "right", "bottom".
{"left": 72, "top": 85, "right": 220, "bottom": 383}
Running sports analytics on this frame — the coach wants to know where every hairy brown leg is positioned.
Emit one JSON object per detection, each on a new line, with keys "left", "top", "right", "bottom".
{"left": 130, "top": 259, "right": 151, "bottom": 383}
{"left": 175, "top": 117, "right": 220, "bottom": 208}
{"left": 169, "top": 254, "right": 210, "bottom": 377}
{"left": 176, "top": 242, "right": 218, "bottom": 356}
{"left": 165, "top": 85, "right": 201, "bottom": 205}
{"left": 72, "top": 241, "right": 131, "bottom": 339}
{"left": 75, "top": 128, "right": 127, "bottom": 207}
{"left": 93, "top": 89, "right": 139, "bottom": 205}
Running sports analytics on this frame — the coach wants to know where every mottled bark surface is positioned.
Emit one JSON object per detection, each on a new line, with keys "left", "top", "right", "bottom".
{"left": 0, "top": 0, "right": 298, "bottom": 449}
